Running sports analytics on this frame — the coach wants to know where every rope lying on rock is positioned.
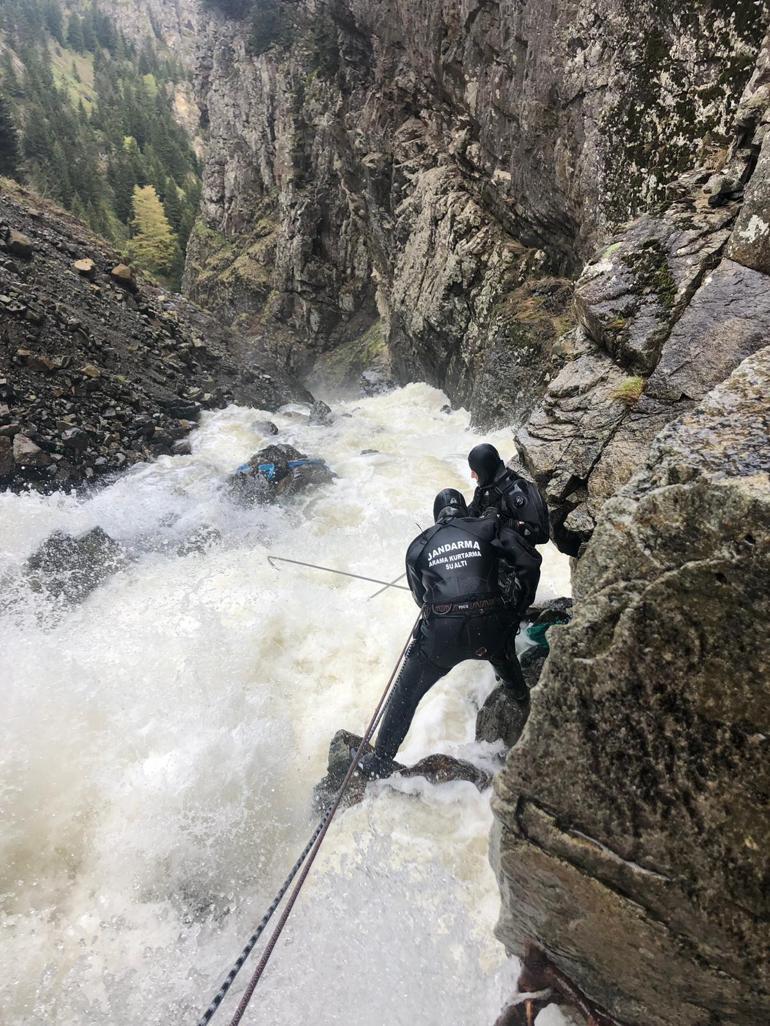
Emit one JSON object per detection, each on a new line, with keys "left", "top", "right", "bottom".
{"left": 194, "top": 613, "right": 420, "bottom": 1026}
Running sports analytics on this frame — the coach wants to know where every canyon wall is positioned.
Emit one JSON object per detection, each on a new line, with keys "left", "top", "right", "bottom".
{"left": 184, "top": 0, "right": 765, "bottom": 424}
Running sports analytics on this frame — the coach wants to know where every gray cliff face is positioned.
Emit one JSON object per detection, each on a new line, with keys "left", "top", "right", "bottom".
{"left": 492, "top": 343, "right": 770, "bottom": 1026}
{"left": 517, "top": 26, "right": 770, "bottom": 553}
{"left": 184, "top": 0, "right": 764, "bottom": 423}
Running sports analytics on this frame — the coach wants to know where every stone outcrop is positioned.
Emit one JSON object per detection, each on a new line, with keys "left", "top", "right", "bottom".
{"left": 516, "top": 28, "right": 770, "bottom": 553}
{"left": 24, "top": 527, "right": 129, "bottom": 604}
{"left": 0, "top": 180, "right": 309, "bottom": 493}
{"left": 184, "top": 0, "right": 766, "bottom": 422}
{"left": 314, "top": 729, "right": 492, "bottom": 813}
{"left": 492, "top": 346, "right": 770, "bottom": 1026}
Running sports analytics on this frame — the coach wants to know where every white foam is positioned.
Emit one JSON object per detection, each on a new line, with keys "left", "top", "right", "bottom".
{"left": 0, "top": 384, "right": 570, "bottom": 1025}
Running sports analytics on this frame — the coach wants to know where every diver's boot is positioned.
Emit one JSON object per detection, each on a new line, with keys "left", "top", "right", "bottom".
{"left": 357, "top": 750, "right": 396, "bottom": 780}
{"left": 496, "top": 674, "right": 530, "bottom": 705}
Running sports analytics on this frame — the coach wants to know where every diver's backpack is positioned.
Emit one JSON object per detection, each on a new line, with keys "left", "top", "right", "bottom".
{"left": 495, "top": 474, "right": 550, "bottom": 545}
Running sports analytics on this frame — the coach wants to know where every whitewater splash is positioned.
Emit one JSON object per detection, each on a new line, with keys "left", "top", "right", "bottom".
{"left": 0, "top": 384, "right": 570, "bottom": 1026}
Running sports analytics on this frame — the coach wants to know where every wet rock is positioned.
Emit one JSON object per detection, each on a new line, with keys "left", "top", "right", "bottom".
{"left": 24, "top": 526, "right": 130, "bottom": 603}
{"left": 309, "top": 399, "right": 334, "bottom": 426}
{"left": 728, "top": 130, "right": 770, "bottom": 274}
{"left": 314, "top": 729, "right": 491, "bottom": 814}
{"left": 176, "top": 524, "right": 222, "bottom": 556}
{"left": 519, "top": 647, "right": 548, "bottom": 689}
{"left": 493, "top": 346, "right": 770, "bottom": 1026}
{"left": 253, "top": 419, "right": 279, "bottom": 435}
{"left": 401, "top": 753, "right": 491, "bottom": 790}
{"left": 524, "top": 597, "right": 574, "bottom": 623}
{"left": 0, "top": 435, "right": 12, "bottom": 478}
{"left": 110, "top": 263, "right": 137, "bottom": 291}
{"left": 476, "top": 689, "right": 531, "bottom": 748}
{"left": 5, "top": 228, "right": 34, "bottom": 259}
{"left": 228, "top": 442, "right": 334, "bottom": 505}
{"left": 13, "top": 433, "right": 50, "bottom": 467}
{"left": 360, "top": 369, "right": 395, "bottom": 396}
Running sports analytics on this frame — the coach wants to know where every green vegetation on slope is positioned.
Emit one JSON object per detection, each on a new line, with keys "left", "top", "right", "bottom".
{"left": 0, "top": 0, "right": 201, "bottom": 288}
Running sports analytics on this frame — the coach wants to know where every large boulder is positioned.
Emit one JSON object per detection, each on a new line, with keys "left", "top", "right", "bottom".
{"left": 492, "top": 346, "right": 770, "bottom": 1026}
{"left": 227, "top": 443, "right": 334, "bottom": 505}
{"left": 24, "top": 527, "right": 130, "bottom": 604}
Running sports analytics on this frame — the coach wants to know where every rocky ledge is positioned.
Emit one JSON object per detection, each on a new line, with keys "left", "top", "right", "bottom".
{"left": 0, "top": 180, "right": 309, "bottom": 493}
{"left": 492, "top": 345, "right": 770, "bottom": 1026}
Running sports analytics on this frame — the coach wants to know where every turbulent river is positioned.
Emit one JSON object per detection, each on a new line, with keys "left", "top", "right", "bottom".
{"left": 1, "top": 384, "right": 570, "bottom": 1026}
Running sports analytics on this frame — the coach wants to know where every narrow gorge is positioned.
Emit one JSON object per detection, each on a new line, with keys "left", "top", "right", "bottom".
{"left": 1, "top": 2, "right": 768, "bottom": 1025}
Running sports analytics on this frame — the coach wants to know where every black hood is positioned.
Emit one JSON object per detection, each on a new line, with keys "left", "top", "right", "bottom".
{"left": 468, "top": 443, "right": 503, "bottom": 487}
{"left": 433, "top": 488, "right": 468, "bottom": 523}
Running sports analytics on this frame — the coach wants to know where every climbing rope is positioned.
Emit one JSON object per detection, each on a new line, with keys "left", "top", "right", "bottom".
{"left": 194, "top": 613, "right": 420, "bottom": 1026}
{"left": 267, "top": 554, "right": 411, "bottom": 592}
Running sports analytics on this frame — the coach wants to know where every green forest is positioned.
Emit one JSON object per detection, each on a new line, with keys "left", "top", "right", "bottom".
{"left": 0, "top": 0, "right": 202, "bottom": 288}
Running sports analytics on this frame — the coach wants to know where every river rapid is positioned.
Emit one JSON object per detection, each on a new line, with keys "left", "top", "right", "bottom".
{"left": 1, "top": 383, "right": 570, "bottom": 1026}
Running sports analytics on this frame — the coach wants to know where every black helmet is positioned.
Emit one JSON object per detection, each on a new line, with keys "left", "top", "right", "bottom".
{"left": 468, "top": 443, "right": 503, "bottom": 487}
{"left": 433, "top": 488, "right": 467, "bottom": 522}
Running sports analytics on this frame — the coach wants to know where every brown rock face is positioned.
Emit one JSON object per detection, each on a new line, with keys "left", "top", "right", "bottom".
{"left": 492, "top": 347, "right": 770, "bottom": 1026}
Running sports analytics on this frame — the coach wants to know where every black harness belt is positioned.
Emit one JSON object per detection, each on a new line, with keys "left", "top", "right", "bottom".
{"left": 430, "top": 597, "right": 505, "bottom": 615}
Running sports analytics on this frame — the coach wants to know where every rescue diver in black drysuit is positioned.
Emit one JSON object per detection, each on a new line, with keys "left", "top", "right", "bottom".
{"left": 467, "top": 442, "right": 549, "bottom": 617}
{"left": 359, "top": 487, "right": 534, "bottom": 779}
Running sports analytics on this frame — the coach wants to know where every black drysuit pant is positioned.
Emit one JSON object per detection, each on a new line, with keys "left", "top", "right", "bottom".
{"left": 374, "top": 609, "right": 525, "bottom": 762}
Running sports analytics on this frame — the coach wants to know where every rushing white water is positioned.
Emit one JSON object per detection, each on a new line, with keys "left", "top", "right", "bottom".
{"left": 0, "top": 384, "right": 571, "bottom": 1026}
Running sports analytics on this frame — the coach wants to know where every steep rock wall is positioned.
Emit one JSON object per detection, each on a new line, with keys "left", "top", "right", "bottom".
{"left": 492, "top": 343, "right": 770, "bottom": 1026}
{"left": 517, "top": 26, "right": 770, "bottom": 553}
{"left": 184, "top": 0, "right": 764, "bottom": 422}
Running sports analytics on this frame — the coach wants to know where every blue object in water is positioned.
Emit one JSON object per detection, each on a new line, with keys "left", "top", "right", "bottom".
{"left": 235, "top": 457, "right": 325, "bottom": 481}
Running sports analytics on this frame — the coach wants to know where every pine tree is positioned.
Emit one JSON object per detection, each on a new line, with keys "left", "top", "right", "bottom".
{"left": 0, "top": 95, "right": 21, "bottom": 178}
{"left": 128, "top": 184, "right": 179, "bottom": 279}
{"left": 1, "top": 52, "right": 22, "bottom": 99}
{"left": 109, "top": 155, "right": 136, "bottom": 223}
{"left": 163, "top": 184, "right": 183, "bottom": 231}
{"left": 22, "top": 102, "right": 50, "bottom": 163}
{"left": 43, "top": 1, "right": 65, "bottom": 45}
{"left": 67, "top": 14, "right": 85, "bottom": 53}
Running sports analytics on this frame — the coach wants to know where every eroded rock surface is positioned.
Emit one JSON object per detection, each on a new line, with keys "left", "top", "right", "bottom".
{"left": 517, "top": 60, "right": 770, "bottom": 553}
{"left": 493, "top": 347, "right": 770, "bottom": 1026}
